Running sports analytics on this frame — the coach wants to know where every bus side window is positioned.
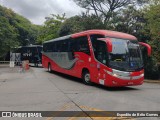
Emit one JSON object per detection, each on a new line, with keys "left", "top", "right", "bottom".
{"left": 90, "top": 34, "right": 105, "bottom": 55}
{"left": 52, "top": 42, "right": 56, "bottom": 52}
{"left": 44, "top": 43, "right": 52, "bottom": 52}
{"left": 73, "top": 36, "right": 90, "bottom": 55}
{"left": 61, "top": 40, "right": 69, "bottom": 52}
{"left": 70, "top": 40, "right": 77, "bottom": 52}
{"left": 55, "top": 41, "right": 61, "bottom": 52}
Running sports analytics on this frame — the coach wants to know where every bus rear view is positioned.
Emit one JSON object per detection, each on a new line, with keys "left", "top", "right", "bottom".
{"left": 42, "top": 30, "right": 151, "bottom": 87}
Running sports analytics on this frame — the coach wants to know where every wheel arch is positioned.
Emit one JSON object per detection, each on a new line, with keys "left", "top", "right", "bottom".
{"left": 81, "top": 68, "right": 90, "bottom": 78}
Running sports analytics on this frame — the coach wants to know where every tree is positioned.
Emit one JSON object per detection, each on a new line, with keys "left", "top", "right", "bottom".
{"left": 11, "top": 13, "right": 40, "bottom": 46}
{"left": 73, "top": 0, "right": 132, "bottom": 23}
{"left": 144, "top": 0, "right": 160, "bottom": 62}
{"left": 59, "top": 13, "right": 105, "bottom": 36}
{"left": 0, "top": 5, "right": 41, "bottom": 60}
{"left": 58, "top": 16, "right": 84, "bottom": 36}
{"left": 37, "top": 14, "right": 66, "bottom": 44}
{"left": 137, "top": 0, "right": 160, "bottom": 79}
{"left": 109, "top": 5, "right": 148, "bottom": 41}
{"left": 0, "top": 16, "right": 19, "bottom": 60}
{"left": 73, "top": 0, "right": 149, "bottom": 23}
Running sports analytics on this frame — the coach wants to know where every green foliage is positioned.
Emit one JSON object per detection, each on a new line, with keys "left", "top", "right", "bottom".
{"left": 59, "top": 13, "right": 105, "bottom": 36}
{"left": 10, "top": 13, "right": 40, "bottom": 46}
{"left": 143, "top": 54, "right": 159, "bottom": 79}
{"left": 141, "top": 1, "right": 160, "bottom": 79}
{"left": 37, "top": 14, "right": 66, "bottom": 44}
{"left": 73, "top": 0, "right": 131, "bottom": 22}
{"left": 59, "top": 16, "right": 84, "bottom": 36}
{"left": 145, "top": 4, "right": 160, "bottom": 35}
{"left": 0, "top": 5, "right": 40, "bottom": 60}
{"left": 111, "top": 6, "right": 148, "bottom": 41}
{"left": 73, "top": 0, "right": 149, "bottom": 23}
{"left": 80, "top": 13, "right": 104, "bottom": 30}
{"left": 0, "top": 17, "right": 19, "bottom": 59}
{"left": 144, "top": 2, "right": 160, "bottom": 41}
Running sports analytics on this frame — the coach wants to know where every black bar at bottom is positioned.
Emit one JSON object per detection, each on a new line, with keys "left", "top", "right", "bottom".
{"left": 0, "top": 111, "right": 159, "bottom": 117}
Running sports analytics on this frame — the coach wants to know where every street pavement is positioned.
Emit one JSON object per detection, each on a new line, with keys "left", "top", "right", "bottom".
{"left": 0, "top": 66, "right": 160, "bottom": 120}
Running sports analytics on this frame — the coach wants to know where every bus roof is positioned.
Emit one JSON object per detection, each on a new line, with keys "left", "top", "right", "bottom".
{"left": 44, "top": 35, "right": 71, "bottom": 44}
{"left": 72, "top": 30, "right": 137, "bottom": 40}
{"left": 44, "top": 29, "right": 137, "bottom": 44}
{"left": 18, "top": 45, "right": 42, "bottom": 48}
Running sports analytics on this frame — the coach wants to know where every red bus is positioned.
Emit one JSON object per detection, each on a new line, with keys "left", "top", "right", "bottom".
{"left": 42, "top": 30, "right": 151, "bottom": 87}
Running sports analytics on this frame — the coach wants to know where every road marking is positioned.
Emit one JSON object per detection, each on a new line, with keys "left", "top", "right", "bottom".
{"left": 46, "top": 104, "right": 134, "bottom": 120}
{"left": 144, "top": 80, "right": 160, "bottom": 84}
{"left": 68, "top": 106, "right": 133, "bottom": 120}
{"left": 45, "top": 103, "right": 73, "bottom": 120}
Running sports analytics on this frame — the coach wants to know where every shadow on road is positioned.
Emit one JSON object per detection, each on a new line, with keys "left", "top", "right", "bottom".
{"left": 29, "top": 65, "right": 43, "bottom": 68}
{"left": 46, "top": 70, "right": 84, "bottom": 83}
{"left": 46, "top": 70, "right": 140, "bottom": 92}
{"left": 94, "top": 84, "right": 139, "bottom": 91}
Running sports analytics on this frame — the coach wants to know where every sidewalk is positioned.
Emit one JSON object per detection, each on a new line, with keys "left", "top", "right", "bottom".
{"left": 144, "top": 79, "right": 160, "bottom": 83}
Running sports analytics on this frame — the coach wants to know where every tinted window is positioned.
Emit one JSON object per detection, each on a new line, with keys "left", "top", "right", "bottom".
{"left": 94, "top": 41, "right": 108, "bottom": 65}
{"left": 43, "top": 43, "right": 53, "bottom": 52}
{"left": 90, "top": 34, "right": 105, "bottom": 41}
{"left": 90, "top": 34, "right": 105, "bottom": 51}
{"left": 90, "top": 35, "right": 107, "bottom": 65}
{"left": 71, "top": 36, "right": 90, "bottom": 55}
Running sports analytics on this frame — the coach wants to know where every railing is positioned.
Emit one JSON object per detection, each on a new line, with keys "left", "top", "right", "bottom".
{"left": 0, "top": 61, "right": 10, "bottom": 64}
{"left": 0, "top": 61, "right": 10, "bottom": 67}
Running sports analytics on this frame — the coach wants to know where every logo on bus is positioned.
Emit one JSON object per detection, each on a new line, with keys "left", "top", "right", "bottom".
{"left": 23, "top": 50, "right": 32, "bottom": 57}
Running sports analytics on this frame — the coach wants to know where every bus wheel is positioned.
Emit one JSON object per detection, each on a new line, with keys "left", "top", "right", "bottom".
{"left": 82, "top": 70, "right": 91, "bottom": 85}
{"left": 48, "top": 63, "right": 52, "bottom": 72}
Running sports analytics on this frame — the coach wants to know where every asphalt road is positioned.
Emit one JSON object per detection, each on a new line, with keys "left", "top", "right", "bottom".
{"left": 0, "top": 66, "right": 160, "bottom": 120}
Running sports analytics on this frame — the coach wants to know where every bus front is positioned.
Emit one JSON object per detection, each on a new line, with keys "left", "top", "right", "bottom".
{"left": 101, "top": 38, "right": 151, "bottom": 87}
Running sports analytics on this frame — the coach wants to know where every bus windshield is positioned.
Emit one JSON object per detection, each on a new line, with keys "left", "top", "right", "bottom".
{"left": 108, "top": 38, "right": 143, "bottom": 72}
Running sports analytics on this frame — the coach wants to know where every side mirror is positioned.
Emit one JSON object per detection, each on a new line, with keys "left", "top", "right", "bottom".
{"left": 139, "top": 42, "right": 151, "bottom": 56}
{"left": 98, "top": 38, "right": 112, "bottom": 53}
{"left": 106, "top": 38, "right": 112, "bottom": 53}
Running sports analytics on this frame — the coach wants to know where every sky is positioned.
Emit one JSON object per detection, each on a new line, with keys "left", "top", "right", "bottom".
{"left": 0, "top": 0, "right": 84, "bottom": 25}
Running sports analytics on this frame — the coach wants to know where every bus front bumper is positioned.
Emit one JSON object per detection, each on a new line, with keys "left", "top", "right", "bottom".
{"left": 104, "top": 69, "right": 144, "bottom": 87}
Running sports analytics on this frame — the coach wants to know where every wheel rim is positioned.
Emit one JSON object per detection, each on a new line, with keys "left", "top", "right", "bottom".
{"left": 84, "top": 73, "right": 90, "bottom": 83}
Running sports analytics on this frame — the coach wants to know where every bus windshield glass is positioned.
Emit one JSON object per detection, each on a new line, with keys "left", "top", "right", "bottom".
{"left": 108, "top": 38, "right": 143, "bottom": 71}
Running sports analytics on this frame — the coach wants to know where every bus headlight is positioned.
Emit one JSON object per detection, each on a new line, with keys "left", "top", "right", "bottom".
{"left": 105, "top": 70, "right": 131, "bottom": 80}
{"left": 106, "top": 70, "right": 112, "bottom": 75}
{"left": 113, "top": 73, "right": 118, "bottom": 77}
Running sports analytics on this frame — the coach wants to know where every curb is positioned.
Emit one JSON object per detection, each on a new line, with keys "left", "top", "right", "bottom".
{"left": 144, "top": 80, "right": 160, "bottom": 83}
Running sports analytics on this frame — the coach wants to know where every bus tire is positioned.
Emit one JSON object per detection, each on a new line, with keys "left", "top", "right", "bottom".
{"left": 82, "top": 70, "right": 91, "bottom": 85}
{"left": 48, "top": 63, "right": 52, "bottom": 72}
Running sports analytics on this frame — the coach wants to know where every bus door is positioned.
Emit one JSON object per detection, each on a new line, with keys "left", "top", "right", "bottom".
{"left": 90, "top": 35, "right": 107, "bottom": 84}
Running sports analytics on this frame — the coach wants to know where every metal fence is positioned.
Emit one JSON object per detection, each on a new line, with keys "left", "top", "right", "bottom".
{"left": 0, "top": 61, "right": 10, "bottom": 67}
{"left": 0, "top": 61, "right": 10, "bottom": 64}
